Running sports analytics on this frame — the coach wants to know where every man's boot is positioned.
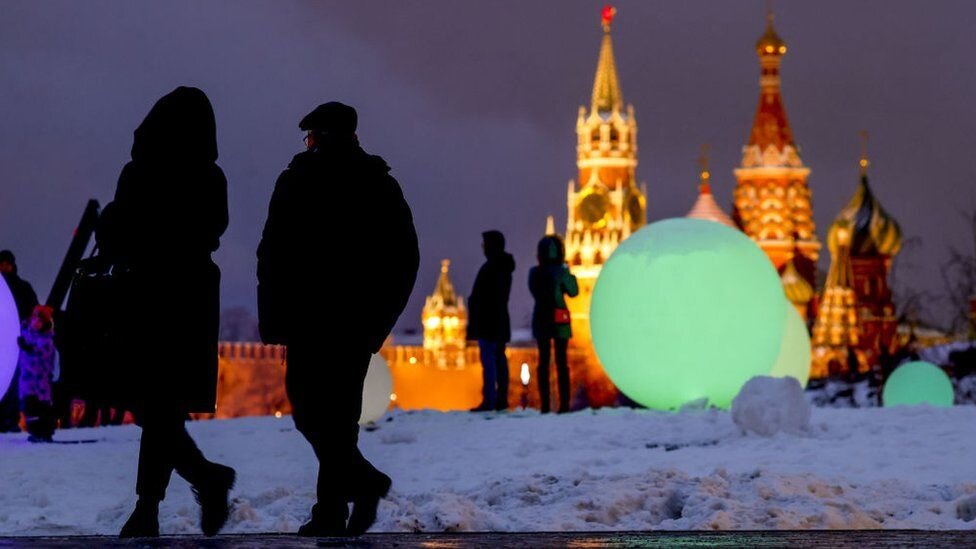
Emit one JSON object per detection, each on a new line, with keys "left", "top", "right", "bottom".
{"left": 298, "top": 502, "right": 348, "bottom": 537}
{"left": 192, "top": 463, "right": 236, "bottom": 536}
{"left": 347, "top": 471, "right": 391, "bottom": 536}
{"left": 119, "top": 499, "right": 160, "bottom": 538}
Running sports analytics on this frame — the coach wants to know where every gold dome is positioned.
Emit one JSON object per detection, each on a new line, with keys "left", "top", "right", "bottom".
{"left": 829, "top": 173, "right": 902, "bottom": 257}
{"left": 781, "top": 259, "right": 813, "bottom": 305}
{"left": 756, "top": 12, "right": 787, "bottom": 56}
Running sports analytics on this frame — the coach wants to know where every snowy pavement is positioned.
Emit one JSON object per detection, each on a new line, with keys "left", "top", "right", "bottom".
{"left": 2, "top": 406, "right": 976, "bottom": 535}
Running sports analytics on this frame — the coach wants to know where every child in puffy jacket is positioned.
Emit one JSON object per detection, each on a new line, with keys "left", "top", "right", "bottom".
{"left": 18, "top": 305, "right": 56, "bottom": 442}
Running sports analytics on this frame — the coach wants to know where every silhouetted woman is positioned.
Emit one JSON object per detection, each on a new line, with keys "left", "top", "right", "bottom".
{"left": 529, "top": 235, "right": 578, "bottom": 413}
{"left": 101, "top": 87, "right": 235, "bottom": 538}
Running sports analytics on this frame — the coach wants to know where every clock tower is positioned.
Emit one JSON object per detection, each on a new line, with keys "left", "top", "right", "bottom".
{"left": 562, "top": 5, "right": 647, "bottom": 348}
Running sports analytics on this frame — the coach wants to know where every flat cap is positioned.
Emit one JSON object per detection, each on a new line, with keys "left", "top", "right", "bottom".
{"left": 299, "top": 101, "right": 358, "bottom": 135}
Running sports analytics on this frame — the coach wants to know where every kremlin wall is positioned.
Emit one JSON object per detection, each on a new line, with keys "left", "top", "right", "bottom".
{"left": 213, "top": 8, "right": 933, "bottom": 418}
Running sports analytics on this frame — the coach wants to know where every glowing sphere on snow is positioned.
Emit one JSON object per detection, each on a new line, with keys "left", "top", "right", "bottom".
{"left": 882, "top": 361, "right": 954, "bottom": 408}
{"left": 360, "top": 353, "right": 394, "bottom": 424}
{"left": 0, "top": 277, "right": 19, "bottom": 399}
{"left": 768, "top": 306, "right": 812, "bottom": 388}
{"left": 590, "top": 218, "right": 788, "bottom": 410}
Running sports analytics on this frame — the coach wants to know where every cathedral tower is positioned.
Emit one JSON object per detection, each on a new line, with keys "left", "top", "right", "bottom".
{"left": 733, "top": 12, "right": 819, "bottom": 283}
{"left": 422, "top": 259, "right": 467, "bottom": 367}
{"left": 562, "top": 5, "right": 647, "bottom": 347}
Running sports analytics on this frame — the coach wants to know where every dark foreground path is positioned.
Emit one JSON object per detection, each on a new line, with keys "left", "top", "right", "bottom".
{"left": 2, "top": 531, "right": 976, "bottom": 548}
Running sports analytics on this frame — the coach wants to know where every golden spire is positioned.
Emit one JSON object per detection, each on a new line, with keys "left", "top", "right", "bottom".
{"left": 545, "top": 215, "right": 556, "bottom": 236}
{"left": 591, "top": 5, "right": 623, "bottom": 113}
{"left": 697, "top": 143, "right": 712, "bottom": 194}
{"left": 756, "top": 9, "right": 787, "bottom": 57}
{"left": 858, "top": 130, "right": 870, "bottom": 177}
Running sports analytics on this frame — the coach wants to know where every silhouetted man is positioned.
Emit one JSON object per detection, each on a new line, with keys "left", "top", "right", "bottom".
{"left": 0, "top": 250, "right": 39, "bottom": 432}
{"left": 257, "top": 102, "right": 419, "bottom": 536}
{"left": 466, "top": 231, "right": 514, "bottom": 412}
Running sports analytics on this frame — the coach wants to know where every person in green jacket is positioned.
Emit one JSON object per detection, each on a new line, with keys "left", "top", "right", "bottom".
{"left": 528, "top": 235, "right": 578, "bottom": 413}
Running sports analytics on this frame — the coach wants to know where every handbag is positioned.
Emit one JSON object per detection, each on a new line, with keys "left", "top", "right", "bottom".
{"left": 554, "top": 307, "right": 571, "bottom": 325}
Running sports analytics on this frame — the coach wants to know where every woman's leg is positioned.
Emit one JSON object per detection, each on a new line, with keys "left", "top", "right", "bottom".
{"left": 555, "top": 338, "right": 570, "bottom": 413}
{"left": 537, "top": 339, "right": 552, "bottom": 413}
{"left": 495, "top": 343, "right": 509, "bottom": 410}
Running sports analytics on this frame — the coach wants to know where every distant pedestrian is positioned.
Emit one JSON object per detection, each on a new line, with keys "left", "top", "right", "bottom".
{"left": 17, "top": 305, "right": 56, "bottom": 442}
{"left": 529, "top": 235, "right": 578, "bottom": 414}
{"left": 100, "top": 87, "right": 236, "bottom": 538}
{"left": 0, "top": 250, "right": 39, "bottom": 433}
{"left": 467, "top": 230, "right": 514, "bottom": 412}
{"left": 257, "top": 101, "right": 419, "bottom": 536}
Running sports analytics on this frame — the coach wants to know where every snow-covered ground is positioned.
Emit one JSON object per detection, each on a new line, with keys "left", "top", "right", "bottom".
{"left": 2, "top": 405, "right": 976, "bottom": 535}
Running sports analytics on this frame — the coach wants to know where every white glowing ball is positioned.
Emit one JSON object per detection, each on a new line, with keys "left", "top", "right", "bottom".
{"left": 768, "top": 306, "right": 812, "bottom": 388}
{"left": 0, "top": 277, "right": 19, "bottom": 398}
{"left": 360, "top": 353, "right": 394, "bottom": 424}
{"left": 590, "top": 218, "right": 788, "bottom": 409}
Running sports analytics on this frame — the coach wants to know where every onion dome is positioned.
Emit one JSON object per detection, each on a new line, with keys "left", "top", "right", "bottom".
{"left": 828, "top": 156, "right": 903, "bottom": 257}
{"left": 781, "top": 259, "right": 813, "bottom": 305}
{"left": 756, "top": 11, "right": 787, "bottom": 57}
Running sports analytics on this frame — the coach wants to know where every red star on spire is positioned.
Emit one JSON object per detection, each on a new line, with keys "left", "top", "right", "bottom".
{"left": 601, "top": 5, "right": 616, "bottom": 30}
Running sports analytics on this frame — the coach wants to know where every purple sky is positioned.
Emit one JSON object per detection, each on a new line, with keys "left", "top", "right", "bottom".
{"left": 2, "top": 1, "right": 974, "bottom": 333}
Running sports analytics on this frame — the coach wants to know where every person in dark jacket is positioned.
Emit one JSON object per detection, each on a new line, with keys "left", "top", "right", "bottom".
{"left": 529, "top": 235, "right": 578, "bottom": 414}
{"left": 0, "top": 250, "right": 39, "bottom": 432}
{"left": 100, "top": 87, "right": 235, "bottom": 538}
{"left": 466, "top": 230, "right": 514, "bottom": 412}
{"left": 257, "top": 101, "right": 419, "bottom": 537}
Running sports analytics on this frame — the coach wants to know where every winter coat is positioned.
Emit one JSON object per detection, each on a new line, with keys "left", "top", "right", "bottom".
{"left": 98, "top": 87, "right": 228, "bottom": 413}
{"left": 257, "top": 144, "right": 419, "bottom": 353}
{"left": 466, "top": 252, "right": 515, "bottom": 343}
{"left": 1, "top": 272, "right": 38, "bottom": 322}
{"left": 529, "top": 264, "right": 579, "bottom": 340}
{"left": 17, "top": 325, "right": 55, "bottom": 404}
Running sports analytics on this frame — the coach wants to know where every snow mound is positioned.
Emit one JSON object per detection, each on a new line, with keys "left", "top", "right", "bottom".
{"left": 731, "top": 376, "right": 810, "bottom": 436}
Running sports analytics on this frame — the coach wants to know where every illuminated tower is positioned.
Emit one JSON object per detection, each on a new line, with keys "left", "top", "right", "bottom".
{"left": 687, "top": 145, "right": 735, "bottom": 228}
{"left": 563, "top": 5, "right": 647, "bottom": 347}
{"left": 733, "top": 12, "right": 819, "bottom": 283}
{"left": 835, "top": 134, "right": 903, "bottom": 365}
{"left": 811, "top": 221, "right": 864, "bottom": 379}
{"left": 421, "top": 259, "right": 467, "bottom": 367}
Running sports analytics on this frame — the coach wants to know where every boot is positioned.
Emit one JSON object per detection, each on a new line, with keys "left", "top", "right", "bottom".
{"left": 192, "top": 463, "right": 236, "bottom": 536}
{"left": 119, "top": 499, "right": 160, "bottom": 538}
{"left": 297, "top": 502, "right": 348, "bottom": 537}
{"left": 347, "top": 472, "right": 391, "bottom": 536}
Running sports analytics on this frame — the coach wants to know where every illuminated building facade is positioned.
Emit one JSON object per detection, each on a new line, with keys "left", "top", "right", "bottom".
{"left": 811, "top": 218, "right": 864, "bottom": 378}
{"left": 733, "top": 12, "right": 820, "bottom": 291}
{"left": 421, "top": 259, "right": 467, "bottom": 367}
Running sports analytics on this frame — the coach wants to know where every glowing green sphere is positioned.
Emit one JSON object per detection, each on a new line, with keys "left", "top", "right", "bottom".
{"left": 360, "top": 353, "right": 394, "bottom": 424}
{"left": 0, "top": 276, "right": 18, "bottom": 398}
{"left": 768, "top": 306, "right": 812, "bottom": 388}
{"left": 591, "top": 218, "right": 788, "bottom": 410}
{"left": 882, "top": 361, "right": 954, "bottom": 408}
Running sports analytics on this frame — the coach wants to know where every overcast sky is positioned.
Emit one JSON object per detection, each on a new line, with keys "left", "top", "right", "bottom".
{"left": 2, "top": 1, "right": 974, "bottom": 333}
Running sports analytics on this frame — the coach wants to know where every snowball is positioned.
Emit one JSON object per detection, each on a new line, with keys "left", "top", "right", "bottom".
{"left": 731, "top": 376, "right": 810, "bottom": 436}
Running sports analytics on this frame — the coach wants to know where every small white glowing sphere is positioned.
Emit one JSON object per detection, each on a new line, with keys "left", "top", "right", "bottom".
{"left": 590, "top": 218, "right": 788, "bottom": 410}
{"left": 883, "top": 361, "right": 954, "bottom": 408}
{"left": 768, "top": 306, "right": 812, "bottom": 388}
{"left": 360, "top": 353, "right": 394, "bottom": 424}
{"left": 0, "top": 277, "right": 19, "bottom": 398}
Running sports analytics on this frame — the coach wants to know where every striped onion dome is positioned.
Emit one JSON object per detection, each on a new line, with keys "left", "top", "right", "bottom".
{"left": 828, "top": 173, "right": 902, "bottom": 257}
{"left": 781, "top": 259, "right": 813, "bottom": 305}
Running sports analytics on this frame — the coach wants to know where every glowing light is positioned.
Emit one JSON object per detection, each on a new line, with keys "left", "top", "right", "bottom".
{"left": 408, "top": 356, "right": 418, "bottom": 365}
{"left": 590, "top": 218, "right": 788, "bottom": 409}
{"left": 520, "top": 363, "right": 531, "bottom": 386}
{"left": 601, "top": 5, "right": 616, "bottom": 28}
{"left": 768, "top": 305, "right": 811, "bottom": 388}
{"left": 274, "top": 411, "right": 283, "bottom": 419}
{"left": 360, "top": 353, "right": 394, "bottom": 424}
{"left": 0, "top": 276, "right": 19, "bottom": 399}
{"left": 882, "top": 361, "right": 954, "bottom": 408}
{"left": 389, "top": 392, "right": 397, "bottom": 402}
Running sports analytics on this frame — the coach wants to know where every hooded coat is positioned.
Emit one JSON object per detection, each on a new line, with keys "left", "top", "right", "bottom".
{"left": 99, "top": 87, "right": 228, "bottom": 412}
{"left": 529, "top": 236, "right": 579, "bottom": 340}
{"left": 466, "top": 233, "right": 515, "bottom": 343}
{"left": 257, "top": 141, "right": 419, "bottom": 353}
